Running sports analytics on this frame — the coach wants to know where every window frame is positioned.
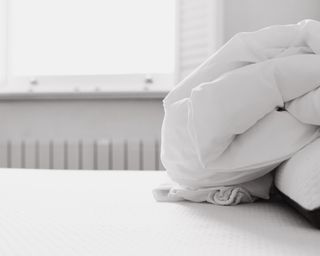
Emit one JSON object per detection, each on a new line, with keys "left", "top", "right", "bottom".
{"left": 6, "top": 73, "right": 174, "bottom": 92}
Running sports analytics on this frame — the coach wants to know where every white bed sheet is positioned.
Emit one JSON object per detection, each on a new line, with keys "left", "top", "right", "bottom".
{"left": 0, "top": 169, "right": 319, "bottom": 256}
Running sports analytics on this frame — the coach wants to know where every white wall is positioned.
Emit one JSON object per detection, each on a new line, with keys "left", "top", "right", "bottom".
{"left": 223, "top": 0, "right": 320, "bottom": 40}
{"left": 0, "top": 99, "right": 164, "bottom": 141}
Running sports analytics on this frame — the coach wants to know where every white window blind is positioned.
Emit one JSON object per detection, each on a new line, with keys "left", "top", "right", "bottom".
{"left": 8, "top": 0, "right": 175, "bottom": 78}
{"left": 0, "top": 0, "right": 8, "bottom": 85}
{"left": 176, "top": 0, "right": 224, "bottom": 82}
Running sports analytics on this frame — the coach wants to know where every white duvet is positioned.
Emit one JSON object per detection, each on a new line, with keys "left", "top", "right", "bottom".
{"left": 154, "top": 20, "right": 320, "bottom": 205}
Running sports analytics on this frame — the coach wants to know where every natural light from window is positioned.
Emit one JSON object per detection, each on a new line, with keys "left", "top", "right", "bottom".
{"left": 8, "top": 0, "right": 175, "bottom": 77}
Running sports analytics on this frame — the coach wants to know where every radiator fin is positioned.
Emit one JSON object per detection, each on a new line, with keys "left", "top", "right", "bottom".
{"left": 0, "top": 139, "right": 164, "bottom": 171}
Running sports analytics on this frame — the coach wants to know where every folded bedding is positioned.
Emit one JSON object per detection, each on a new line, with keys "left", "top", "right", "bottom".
{"left": 154, "top": 20, "right": 320, "bottom": 206}
{"left": 153, "top": 172, "right": 273, "bottom": 205}
{"left": 275, "top": 138, "right": 320, "bottom": 228}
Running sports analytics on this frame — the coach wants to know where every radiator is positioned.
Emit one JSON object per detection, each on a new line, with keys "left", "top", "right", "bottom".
{"left": 0, "top": 139, "right": 164, "bottom": 171}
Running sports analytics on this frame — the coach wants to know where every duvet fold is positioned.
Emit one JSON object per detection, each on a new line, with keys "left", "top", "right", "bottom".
{"left": 155, "top": 20, "right": 320, "bottom": 205}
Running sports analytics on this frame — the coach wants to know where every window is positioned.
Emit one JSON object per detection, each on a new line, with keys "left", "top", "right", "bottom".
{"left": 1, "top": 0, "right": 222, "bottom": 92}
{"left": 2, "top": 0, "right": 175, "bottom": 89}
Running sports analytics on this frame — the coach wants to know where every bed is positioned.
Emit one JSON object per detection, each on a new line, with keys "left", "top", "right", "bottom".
{"left": 0, "top": 169, "right": 319, "bottom": 256}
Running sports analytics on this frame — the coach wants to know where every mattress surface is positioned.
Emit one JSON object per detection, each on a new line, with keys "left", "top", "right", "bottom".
{"left": 0, "top": 169, "right": 319, "bottom": 256}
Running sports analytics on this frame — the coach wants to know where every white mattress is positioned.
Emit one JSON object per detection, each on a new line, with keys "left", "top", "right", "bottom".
{"left": 0, "top": 169, "right": 319, "bottom": 256}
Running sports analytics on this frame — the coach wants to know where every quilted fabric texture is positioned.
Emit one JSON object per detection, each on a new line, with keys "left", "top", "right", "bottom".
{"left": 0, "top": 170, "right": 320, "bottom": 256}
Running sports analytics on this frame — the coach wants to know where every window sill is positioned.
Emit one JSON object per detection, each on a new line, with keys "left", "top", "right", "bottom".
{"left": 0, "top": 87, "right": 169, "bottom": 100}
{"left": 1, "top": 74, "right": 173, "bottom": 100}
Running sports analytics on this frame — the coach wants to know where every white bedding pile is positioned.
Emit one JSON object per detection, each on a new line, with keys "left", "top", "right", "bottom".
{"left": 275, "top": 138, "right": 320, "bottom": 211}
{"left": 154, "top": 20, "right": 320, "bottom": 205}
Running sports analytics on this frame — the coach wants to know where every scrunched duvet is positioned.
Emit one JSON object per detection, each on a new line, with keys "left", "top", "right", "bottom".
{"left": 153, "top": 20, "right": 320, "bottom": 205}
